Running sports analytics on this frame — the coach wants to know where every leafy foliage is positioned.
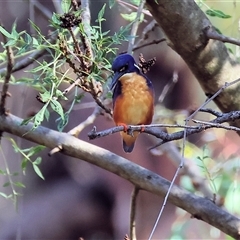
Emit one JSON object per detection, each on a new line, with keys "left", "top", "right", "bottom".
{"left": 0, "top": 0, "right": 131, "bottom": 206}
{"left": 205, "top": 9, "right": 231, "bottom": 19}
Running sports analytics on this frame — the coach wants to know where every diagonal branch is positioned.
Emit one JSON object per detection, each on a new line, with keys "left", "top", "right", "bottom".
{"left": 205, "top": 26, "right": 240, "bottom": 47}
{"left": 146, "top": 0, "right": 240, "bottom": 128}
{"left": 0, "top": 32, "right": 14, "bottom": 115}
{"left": 0, "top": 113, "right": 240, "bottom": 239}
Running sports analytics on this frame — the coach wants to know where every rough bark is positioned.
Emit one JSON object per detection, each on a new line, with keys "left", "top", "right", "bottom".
{"left": 146, "top": 0, "right": 240, "bottom": 127}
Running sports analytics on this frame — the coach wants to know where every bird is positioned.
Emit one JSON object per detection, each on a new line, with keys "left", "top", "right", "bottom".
{"left": 110, "top": 53, "right": 154, "bottom": 153}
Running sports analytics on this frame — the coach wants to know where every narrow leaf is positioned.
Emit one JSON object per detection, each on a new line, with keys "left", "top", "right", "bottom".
{"left": 14, "top": 182, "right": 26, "bottom": 188}
{"left": 61, "top": 0, "right": 71, "bottom": 13}
{"left": 0, "top": 192, "right": 9, "bottom": 198}
{"left": 50, "top": 100, "right": 64, "bottom": 119}
{"left": 97, "top": 4, "right": 106, "bottom": 22}
{"left": 0, "top": 26, "right": 12, "bottom": 38}
{"left": 109, "top": 0, "right": 115, "bottom": 9}
{"left": 3, "top": 182, "right": 10, "bottom": 187}
{"left": 206, "top": 9, "right": 231, "bottom": 19}
{"left": 33, "top": 104, "right": 48, "bottom": 129}
{"left": 33, "top": 164, "right": 45, "bottom": 180}
{"left": 34, "top": 156, "right": 42, "bottom": 165}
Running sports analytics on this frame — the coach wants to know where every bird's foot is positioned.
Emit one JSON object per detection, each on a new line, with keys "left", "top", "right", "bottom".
{"left": 118, "top": 123, "right": 128, "bottom": 132}
{"left": 140, "top": 124, "right": 145, "bottom": 132}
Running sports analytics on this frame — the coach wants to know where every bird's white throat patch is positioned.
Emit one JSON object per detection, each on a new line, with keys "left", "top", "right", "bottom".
{"left": 119, "top": 72, "right": 136, "bottom": 82}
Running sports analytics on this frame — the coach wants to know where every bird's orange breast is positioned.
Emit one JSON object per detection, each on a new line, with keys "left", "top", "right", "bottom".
{"left": 113, "top": 72, "right": 154, "bottom": 126}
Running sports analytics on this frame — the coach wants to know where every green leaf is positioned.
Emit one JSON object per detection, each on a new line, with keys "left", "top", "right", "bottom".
{"left": 32, "top": 37, "right": 39, "bottom": 47}
{"left": 57, "top": 112, "right": 69, "bottom": 132}
{"left": 50, "top": 99, "right": 64, "bottom": 119}
{"left": 3, "top": 182, "right": 10, "bottom": 187}
{"left": 29, "top": 20, "right": 42, "bottom": 34}
{"left": 225, "top": 182, "right": 240, "bottom": 214}
{"left": 11, "top": 141, "right": 21, "bottom": 153}
{"left": 33, "top": 104, "right": 48, "bottom": 129}
{"left": 11, "top": 21, "right": 19, "bottom": 39}
{"left": 34, "top": 156, "right": 42, "bottom": 165}
{"left": 61, "top": 0, "right": 71, "bottom": 13}
{"left": 206, "top": 9, "right": 231, "bottom": 19}
{"left": 24, "top": 32, "right": 32, "bottom": 45}
{"left": 4, "top": 39, "right": 17, "bottom": 47}
{"left": 44, "top": 108, "right": 50, "bottom": 121}
{"left": 0, "top": 26, "right": 12, "bottom": 38}
{"left": 14, "top": 182, "right": 26, "bottom": 188}
{"left": 33, "top": 164, "right": 45, "bottom": 180}
{"left": 21, "top": 158, "right": 28, "bottom": 174}
{"left": 130, "top": 0, "right": 141, "bottom": 5}
{"left": 52, "top": 13, "right": 62, "bottom": 26}
{"left": 109, "top": 0, "right": 115, "bottom": 9}
{"left": 21, "top": 116, "right": 34, "bottom": 126}
{"left": 0, "top": 192, "right": 10, "bottom": 199}
{"left": 97, "top": 4, "right": 106, "bottom": 22}
{"left": 121, "top": 12, "right": 144, "bottom": 22}
{"left": 39, "top": 91, "right": 51, "bottom": 102}
{"left": 17, "top": 43, "right": 30, "bottom": 55}
{"left": 228, "top": 47, "right": 234, "bottom": 54}
{"left": 55, "top": 89, "right": 68, "bottom": 100}
{"left": 0, "top": 169, "right": 7, "bottom": 175}
{"left": 27, "top": 145, "right": 45, "bottom": 157}
{"left": 214, "top": 27, "right": 222, "bottom": 34}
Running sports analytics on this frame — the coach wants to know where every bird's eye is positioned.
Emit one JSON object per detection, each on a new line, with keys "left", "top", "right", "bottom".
{"left": 119, "top": 64, "right": 128, "bottom": 72}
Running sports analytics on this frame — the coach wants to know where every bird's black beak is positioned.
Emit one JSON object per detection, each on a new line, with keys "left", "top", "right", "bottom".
{"left": 110, "top": 71, "right": 123, "bottom": 90}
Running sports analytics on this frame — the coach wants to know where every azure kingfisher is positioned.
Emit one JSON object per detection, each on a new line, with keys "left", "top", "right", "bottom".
{"left": 110, "top": 54, "right": 154, "bottom": 153}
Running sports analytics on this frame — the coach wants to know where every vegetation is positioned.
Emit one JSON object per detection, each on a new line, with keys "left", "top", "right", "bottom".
{"left": 0, "top": 0, "right": 240, "bottom": 239}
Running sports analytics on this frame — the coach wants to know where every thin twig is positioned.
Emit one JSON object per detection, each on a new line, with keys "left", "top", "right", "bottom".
{"left": 192, "top": 119, "right": 240, "bottom": 132}
{"left": 198, "top": 108, "right": 223, "bottom": 117}
{"left": 205, "top": 26, "right": 240, "bottom": 47}
{"left": 81, "top": 0, "right": 93, "bottom": 58}
{"left": 132, "top": 38, "right": 166, "bottom": 52}
{"left": 88, "top": 123, "right": 200, "bottom": 140}
{"left": 48, "top": 105, "right": 101, "bottom": 156}
{"left": 130, "top": 187, "right": 139, "bottom": 240}
{"left": 158, "top": 70, "right": 178, "bottom": 103}
{"left": 69, "top": 107, "right": 102, "bottom": 136}
{"left": 134, "top": 20, "right": 158, "bottom": 46}
{"left": 127, "top": 0, "right": 146, "bottom": 53}
{"left": 117, "top": 0, "right": 151, "bottom": 16}
{"left": 31, "top": 0, "right": 53, "bottom": 19}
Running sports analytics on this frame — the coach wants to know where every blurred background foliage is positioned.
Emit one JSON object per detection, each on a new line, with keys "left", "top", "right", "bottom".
{"left": 0, "top": 0, "right": 239, "bottom": 239}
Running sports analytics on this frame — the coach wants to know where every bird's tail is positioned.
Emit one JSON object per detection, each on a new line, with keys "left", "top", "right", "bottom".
{"left": 121, "top": 132, "right": 139, "bottom": 153}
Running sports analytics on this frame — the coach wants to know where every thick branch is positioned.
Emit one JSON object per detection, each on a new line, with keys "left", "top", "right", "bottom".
{"left": 0, "top": 32, "right": 14, "bottom": 115}
{"left": 0, "top": 113, "right": 240, "bottom": 238}
{"left": 146, "top": 0, "right": 240, "bottom": 128}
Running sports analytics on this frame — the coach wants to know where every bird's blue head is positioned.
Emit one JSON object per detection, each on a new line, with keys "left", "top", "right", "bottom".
{"left": 110, "top": 54, "right": 140, "bottom": 90}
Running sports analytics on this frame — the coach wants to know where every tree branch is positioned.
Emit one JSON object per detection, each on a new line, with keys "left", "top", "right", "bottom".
{"left": 88, "top": 109, "right": 240, "bottom": 149}
{"left": 146, "top": 0, "right": 240, "bottom": 129}
{"left": 0, "top": 113, "right": 240, "bottom": 239}
{"left": 205, "top": 26, "right": 240, "bottom": 47}
{"left": 0, "top": 33, "right": 14, "bottom": 115}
